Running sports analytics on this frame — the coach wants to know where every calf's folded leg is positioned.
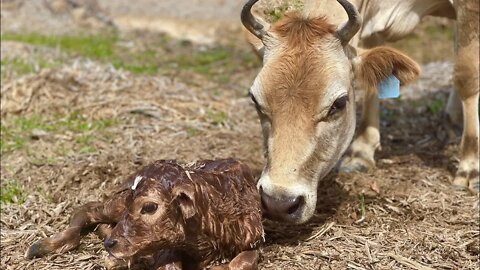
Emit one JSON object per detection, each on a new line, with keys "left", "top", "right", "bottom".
{"left": 27, "top": 194, "right": 126, "bottom": 259}
{"left": 210, "top": 250, "right": 259, "bottom": 270}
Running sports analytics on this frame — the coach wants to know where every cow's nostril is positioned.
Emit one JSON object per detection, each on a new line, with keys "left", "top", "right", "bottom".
{"left": 104, "top": 238, "right": 117, "bottom": 249}
{"left": 287, "top": 196, "right": 304, "bottom": 215}
{"left": 260, "top": 188, "right": 305, "bottom": 218}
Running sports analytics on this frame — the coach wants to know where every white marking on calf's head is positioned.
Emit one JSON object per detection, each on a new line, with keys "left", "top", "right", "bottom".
{"left": 131, "top": 176, "right": 143, "bottom": 190}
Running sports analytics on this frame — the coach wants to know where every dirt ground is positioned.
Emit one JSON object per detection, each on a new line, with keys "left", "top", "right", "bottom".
{"left": 1, "top": 1, "right": 478, "bottom": 270}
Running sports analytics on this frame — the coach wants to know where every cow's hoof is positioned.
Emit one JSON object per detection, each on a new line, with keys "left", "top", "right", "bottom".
{"left": 339, "top": 153, "right": 374, "bottom": 173}
{"left": 26, "top": 241, "right": 49, "bottom": 259}
{"left": 453, "top": 170, "right": 479, "bottom": 193}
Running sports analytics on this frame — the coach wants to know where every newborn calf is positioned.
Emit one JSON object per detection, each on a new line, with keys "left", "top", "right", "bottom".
{"left": 27, "top": 159, "right": 264, "bottom": 270}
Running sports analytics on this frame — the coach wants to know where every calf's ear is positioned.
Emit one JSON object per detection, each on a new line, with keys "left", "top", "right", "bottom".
{"left": 173, "top": 186, "right": 196, "bottom": 220}
{"left": 354, "top": 46, "right": 420, "bottom": 92}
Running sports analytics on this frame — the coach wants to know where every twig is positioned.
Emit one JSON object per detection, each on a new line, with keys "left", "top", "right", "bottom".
{"left": 387, "top": 253, "right": 436, "bottom": 270}
{"left": 305, "top": 222, "right": 335, "bottom": 241}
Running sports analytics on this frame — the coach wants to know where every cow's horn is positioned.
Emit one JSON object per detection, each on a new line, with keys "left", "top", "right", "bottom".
{"left": 241, "top": 0, "right": 267, "bottom": 40}
{"left": 336, "top": 0, "right": 362, "bottom": 45}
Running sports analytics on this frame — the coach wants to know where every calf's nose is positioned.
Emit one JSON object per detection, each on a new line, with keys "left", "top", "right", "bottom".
{"left": 259, "top": 187, "right": 305, "bottom": 218}
{"left": 104, "top": 238, "right": 117, "bottom": 250}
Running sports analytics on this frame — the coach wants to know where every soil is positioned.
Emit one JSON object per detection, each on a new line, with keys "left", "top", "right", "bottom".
{"left": 1, "top": 1, "right": 478, "bottom": 270}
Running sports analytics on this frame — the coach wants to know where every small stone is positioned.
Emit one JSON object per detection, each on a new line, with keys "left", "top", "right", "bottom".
{"left": 379, "top": 159, "right": 394, "bottom": 165}
{"left": 30, "top": 129, "right": 48, "bottom": 140}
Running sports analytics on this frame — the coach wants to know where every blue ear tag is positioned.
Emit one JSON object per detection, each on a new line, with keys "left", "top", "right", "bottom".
{"left": 378, "top": 75, "right": 400, "bottom": 99}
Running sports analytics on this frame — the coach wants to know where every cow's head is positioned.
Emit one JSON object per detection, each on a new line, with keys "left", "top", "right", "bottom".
{"left": 242, "top": 0, "right": 420, "bottom": 223}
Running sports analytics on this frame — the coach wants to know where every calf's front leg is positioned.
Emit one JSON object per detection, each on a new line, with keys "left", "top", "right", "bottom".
{"left": 210, "top": 250, "right": 259, "bottom": 270}
{"left": 26, "top": 193, "right": 127, "bottom": 258}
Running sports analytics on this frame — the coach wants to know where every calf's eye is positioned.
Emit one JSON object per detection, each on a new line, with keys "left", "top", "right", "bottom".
{"left": 328, "top": 95, "right": 348, "bottom": 116}
{"left": 140, "top": 202, "right": 158, "bottom": 214}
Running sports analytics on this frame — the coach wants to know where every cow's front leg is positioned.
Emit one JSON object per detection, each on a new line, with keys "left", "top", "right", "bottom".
{"left": 451, "top": 1, "right": 479, "bottom": 192}
{"left": 210, "top": 250, "right": 259, "bottom": 270}
{"left": 340, "top": 90, "right": 380, "bottom": 172}
{"left": 453, "top": 91, "right": 479, "bottom": 192}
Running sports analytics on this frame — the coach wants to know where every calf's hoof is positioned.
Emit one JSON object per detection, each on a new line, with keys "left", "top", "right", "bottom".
{"left": 339, "top": 153, "right": 375, "bottom": 173}
{"left": 104, "top": 255, "right": 129, "bottom": 270}
{"left": 26, "top": 241, "right": 50, "bottom": 259}
{"left": 453, "top": 170, "right": 479, "bottom": 193}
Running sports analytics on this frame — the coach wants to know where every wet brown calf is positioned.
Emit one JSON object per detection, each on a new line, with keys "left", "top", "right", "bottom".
{"left": 26, "top": 159, "right": 263, "bottom": 270}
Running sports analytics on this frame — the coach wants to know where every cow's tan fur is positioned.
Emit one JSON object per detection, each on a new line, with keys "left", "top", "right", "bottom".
{"left": 250, "top": 8, "right": 420, "bottom": 223}
{"left": 247, "top": 0, "right": 479, "bottom": 225}
{"left": 264, "top": 0, "right": 479, "bottom": 193}
{"left": 451, "top": 0, "right": 479, "bottom": 190}
{"left": 341, "top": 0, "right": 479, "bottom": 192}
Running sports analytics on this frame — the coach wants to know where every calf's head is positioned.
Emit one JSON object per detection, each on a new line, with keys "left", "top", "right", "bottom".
{"left": 104, "top": 169, "right": 197, "bottom": 259}
{"left": 242, "top": 0, "right": 420, "bottom": 223}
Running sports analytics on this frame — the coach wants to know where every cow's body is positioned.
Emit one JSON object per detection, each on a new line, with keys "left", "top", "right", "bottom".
{"left": 306, "top": 0, "right": 456, "bottom": 45}
{"left": 242, "top": 0, "right": 478, "bottom": 224}
{"left": 308, "top": 0, "right": 479, "bottom": 192}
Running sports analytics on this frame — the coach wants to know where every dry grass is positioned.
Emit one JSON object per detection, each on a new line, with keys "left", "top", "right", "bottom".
{"left": 1, "top": 7, "right": 479, "bottom": 269}
{"left": 1, "top": 51, "right": 478, "bottom": 269}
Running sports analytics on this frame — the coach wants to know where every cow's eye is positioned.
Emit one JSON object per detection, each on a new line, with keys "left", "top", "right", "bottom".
{"left": 328, "top": 95, "right": 348, "bottom": 116}
{"left": 249, "top": 93, "right": 269, "bottom": 118}
{"left": 249, "top": 93, "right": 261, "bottom": 108}
{"left": 140, "top": 202, "right": 158, "bottom": 214}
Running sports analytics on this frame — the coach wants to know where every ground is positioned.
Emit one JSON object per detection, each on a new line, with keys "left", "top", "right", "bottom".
{"left": 1, "top": 1, "right": 478, "bottom": 270}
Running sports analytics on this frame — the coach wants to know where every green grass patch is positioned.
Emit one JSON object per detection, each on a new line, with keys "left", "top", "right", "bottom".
{"left": 186, "top": 127, "right": 200, "bottom": 137}
{"left": 207, "top": 110, "right": 228, "bottom": 125}
{"left": 35, "top": 186, "right": 55, "bottom": 203}
{"left": 427, "top": 96, "right": 446, "bottom": 114}
{"left": 1, "top": 32, "right": 118, "bottom": 59}
{"left": 1, "top": 57, "right": 62, "bottom": 79}
{"left": 1, "top": 32, "right": 261, "bottom": 81}
{"left": 1, "top": 32, "right": 165, "bottom": 75}
{"left": 0, "top": 58, "right": 36, "bottom": 75}
{"left": 1, "top": 180, "right": 25, "bottom": 204}
{"left": 356, "top": 193, "right": 366, "bottom": 223}
{"left": 177, "top": 47, "right": 230, "bottom": 75}
{"left": 1, "top": 112, "right": 118, "bottom": 155}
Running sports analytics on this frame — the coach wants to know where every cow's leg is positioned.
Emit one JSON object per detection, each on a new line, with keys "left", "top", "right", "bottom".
{"left": 340, "top": 89, "right": 380, "bottom": 172}
{"left": 26, "top": 193, "right": 126, "bottom": 259}
{"left": 339, "top": 35, "right": 384, "bottom": 173}
{"left": 452, "top": 0, "right": 479, "bottom": 192}
{"left": 210, "top": 250, "right": 259, "bottom": 270}
{"left": 446, "top": 89, "right": 463, "bottom": 125}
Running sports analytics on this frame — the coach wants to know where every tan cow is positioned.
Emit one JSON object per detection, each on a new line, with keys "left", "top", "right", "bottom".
{"left": 242, "top": 0, "right": 478, "bottom": 224}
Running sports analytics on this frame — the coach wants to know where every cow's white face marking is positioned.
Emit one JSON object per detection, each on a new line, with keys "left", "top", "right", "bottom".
{"left": 131, "top": 176, "right": 143, "bottom": 190}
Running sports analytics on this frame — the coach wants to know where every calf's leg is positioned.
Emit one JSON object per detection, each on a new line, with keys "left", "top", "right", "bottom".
{"left": 210, "top": 250, "right": 259, "bottom": 270}
{"left": 27, "top": 195, "right": 126, "bottom": 258}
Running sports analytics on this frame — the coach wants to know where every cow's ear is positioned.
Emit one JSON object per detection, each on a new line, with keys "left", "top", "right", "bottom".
{"left": 173, "top": 186, "right": 196, "bottom": 220}
{"left": 354, "top": 46, "right": 420, "bottom": 92}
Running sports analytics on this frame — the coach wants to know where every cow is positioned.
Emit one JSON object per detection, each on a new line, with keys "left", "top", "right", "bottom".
{"left": 27, "top": 159, "right": 263, "bottom": 270}
{"left": 241, "top": 0, "right": 478, "bottom": 224}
